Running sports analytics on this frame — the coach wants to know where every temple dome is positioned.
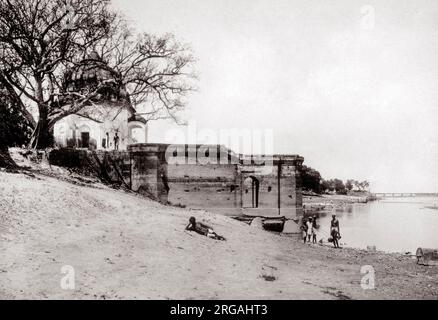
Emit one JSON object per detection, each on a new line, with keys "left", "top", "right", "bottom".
{"left": 128, "top": 114, "right": 148, "bottom": 124}
{"left": 61, "top": 51, "right": 131, "bottom": 110}
{"left": 68, "top": 51, "right": 116, "bottom": 85}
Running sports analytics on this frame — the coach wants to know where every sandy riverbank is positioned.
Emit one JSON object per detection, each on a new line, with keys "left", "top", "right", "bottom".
{"left": 1, "top": 170, "right": 437, "bottom": 299}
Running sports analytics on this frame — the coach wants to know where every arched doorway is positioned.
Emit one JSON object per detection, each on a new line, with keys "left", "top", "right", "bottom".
{"left": 243, "top": 176, "right": 260, "bottom": 208}
{"left": 78, "top": 124, "right": 91, "bottom": 148}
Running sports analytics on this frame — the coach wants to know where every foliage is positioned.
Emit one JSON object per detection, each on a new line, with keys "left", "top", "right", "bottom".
{"left": 320, "top": 178, "right": 370, "bottom": 194}
{"left": 0, "top": 0, "right": 196, "bottom": 148}
{"left": 0, "top": 87, "right": 32, "bottom": 148}
{"left": 300, "top": 165, "right": 322, "bottom": 194}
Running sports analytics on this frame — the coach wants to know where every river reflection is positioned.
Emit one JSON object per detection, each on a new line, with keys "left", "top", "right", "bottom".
{"left": 311, "top": 197, "right": 438, "bottom": 253}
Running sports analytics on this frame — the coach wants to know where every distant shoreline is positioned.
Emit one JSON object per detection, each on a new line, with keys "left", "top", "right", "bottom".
{"left": 302, "top": 193, "right": 374, "bottom": 214}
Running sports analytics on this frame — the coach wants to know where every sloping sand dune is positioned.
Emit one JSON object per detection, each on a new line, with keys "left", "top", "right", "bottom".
{"left": 0, "top": 172, "right": 437, "bottom": 299}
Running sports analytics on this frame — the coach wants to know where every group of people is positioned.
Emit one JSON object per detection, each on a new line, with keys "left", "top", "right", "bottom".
{"left": 301, "top": 214, "right": 341, "bottom": 248}
{"left": 301, "top": 215, "right": 319, "bottom": 244}
{"left": 184, "top": 214, "right": 341, "bottom": 248}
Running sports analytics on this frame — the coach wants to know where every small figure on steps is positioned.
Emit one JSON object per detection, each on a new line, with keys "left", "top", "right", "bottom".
{"left": 113, "top": 132, "right": 120, "bottom": 150}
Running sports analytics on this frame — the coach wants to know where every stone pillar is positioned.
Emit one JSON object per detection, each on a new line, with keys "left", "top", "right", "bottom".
{"left": 156, "top": 144, "right": 169, "bottom": 204}
{"left": 281, "top": 157, "right": 304, "bottom": 234}
{"left": 278, "top": 163, "right": 302, "bottom": 219}
{"left": 128, "top": 144, "right": 160, "bottom": 200}
{"left": 294, "top": 164, "right": 303, "bottom": 217}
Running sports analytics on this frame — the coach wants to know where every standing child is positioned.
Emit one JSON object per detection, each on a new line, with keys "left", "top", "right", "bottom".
{"left": 300, "top": 219, "right": 308, "bottom": 243}
{"left": 306, "top": 218, "right": 313, "bottom": 243}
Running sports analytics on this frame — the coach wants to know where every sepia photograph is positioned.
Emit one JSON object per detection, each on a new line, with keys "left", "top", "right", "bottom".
{"left": 0, "top": 0, "right": 437, "bottom": 306}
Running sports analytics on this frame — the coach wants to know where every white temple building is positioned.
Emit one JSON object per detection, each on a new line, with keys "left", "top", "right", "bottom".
{"left": 53, "top": 106, "right": 148, "bottom": 151}
{"left": 52, "top": 51, "right": 148, "bottom": 151}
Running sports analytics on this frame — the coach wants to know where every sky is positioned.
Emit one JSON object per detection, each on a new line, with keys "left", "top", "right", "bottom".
{"left": 112, "top": 0, "right": 438, "bottom": 192}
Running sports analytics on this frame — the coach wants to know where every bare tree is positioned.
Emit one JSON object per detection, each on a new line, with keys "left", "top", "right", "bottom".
{"left": 0, "top": 0, "right": 196, "bottom": 149}
{"left": 96, "top": 21, "right": 197, "bottom": 124}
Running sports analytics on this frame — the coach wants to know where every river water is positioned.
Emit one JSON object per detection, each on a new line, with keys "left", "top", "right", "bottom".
{"left": 315, "top": 197, "right": 438, "bottom": 253}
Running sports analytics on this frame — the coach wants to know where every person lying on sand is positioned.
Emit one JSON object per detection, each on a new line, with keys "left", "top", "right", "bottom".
{"left": 185, "top": 217, "right": 226, "bottom": 241}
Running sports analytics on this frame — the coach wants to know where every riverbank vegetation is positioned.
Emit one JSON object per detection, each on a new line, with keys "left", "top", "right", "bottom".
{"left": 300, "top": 165, "right": 370, "bottom": 196}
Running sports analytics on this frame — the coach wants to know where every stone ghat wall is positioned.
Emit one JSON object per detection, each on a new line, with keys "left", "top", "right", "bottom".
{"left": 280, "top": 164, "right": 303, "bottom": 217}
{"left": 49, "top": 144, "right": 304, "bottom": 219}
{"left": 128, "top": 143, "right": 304, "bottom": 218}
{"left": 240, "top": 164, "right": 302, "bottom": 218}
{"left": 164, "top": 162, "right": 303, "bottom": 217}
{"left": 166, "top": 163, "right": 241, "bottom": 216}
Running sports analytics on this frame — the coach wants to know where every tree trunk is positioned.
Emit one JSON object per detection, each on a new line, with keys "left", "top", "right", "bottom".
{"left": 0, "top": 145, "right": 17, "bottom": 169}
{"left": 28, "top": 110, "right": 53, "bottom": 149}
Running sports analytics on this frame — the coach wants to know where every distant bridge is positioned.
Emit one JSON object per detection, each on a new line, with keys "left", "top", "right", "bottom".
{"left": 372, "top": 193, "right": 438, "bottom": 198}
